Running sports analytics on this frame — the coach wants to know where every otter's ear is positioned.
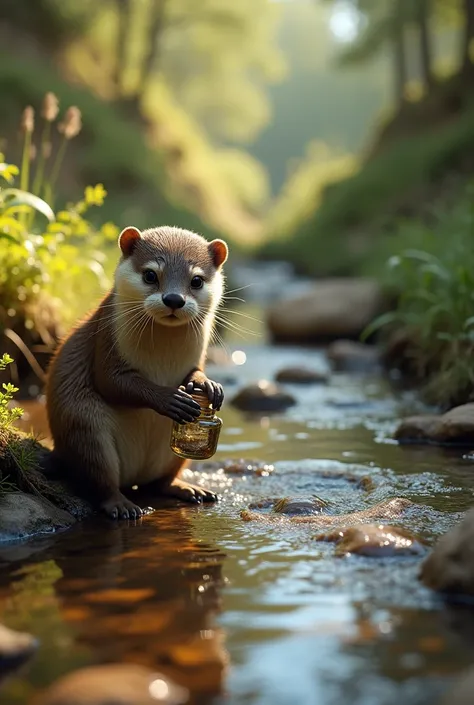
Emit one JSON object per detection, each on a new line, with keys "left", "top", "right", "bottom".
{"left": 208, "top": 239, "right": 228, "bottom": 268}
{"left": 119, "top": 227, "right": 141, "bottom": 257}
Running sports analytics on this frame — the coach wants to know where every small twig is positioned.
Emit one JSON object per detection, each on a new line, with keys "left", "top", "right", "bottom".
{"left": 3, "top": 329, "right": 47, "bottom": 382}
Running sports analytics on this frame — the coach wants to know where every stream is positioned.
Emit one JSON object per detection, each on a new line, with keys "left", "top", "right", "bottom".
{"left": 1, "top": 271, "right": 474, "bottom": 704}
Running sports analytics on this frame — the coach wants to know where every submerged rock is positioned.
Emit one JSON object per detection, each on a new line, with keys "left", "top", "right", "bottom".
{"left": 395, "top": 404, "right": 474, "bottom": 446}
{"left": 274, "top": 367, "right": 328, "bottom": 385}
{"left": 230, "top": 381, "right": 296, "bottom": 412}
{"left": 33, "top": 664, "right": 188, "bottom": 705}
{"left": 436, "top": 404, "right": 474, "bottom": 444}
{"left": 273, "top": 496, "right": 329, "bottom": 516}
{"left": 0, "top": 623, "right": 37, "bottom": 673}
{"left": 394, "top": 416, "right": 441, "bottom": 443}
{"left": 357, "top": 476, "right": 375, "bottom": 492}
{"left": 315, "top": 523, "right": 425, "bottom": 557}
{"left": 194, "top": 458, "right": 274, "bottom": 477}
{"left": 266, "top": 278, "right": 383, "bottom": 344}
{"left": 0, "top": 493, "right": 76, "bottom": 543}
{"left": 249, "top": 496, "right": 329, "bottom": 516}
{"left": 242, "top": 497, "right": 413, "bottom": 525}
{"left": 420, "top": 508, "right": 474, "bottom": 595}
{"left": 222, "top": 460, "right": 274, "bottom": 477}
{"left": 326, "top": 340, "right": 380, "bottom": 373}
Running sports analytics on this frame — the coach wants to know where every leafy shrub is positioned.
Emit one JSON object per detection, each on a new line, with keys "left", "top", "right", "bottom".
{"left": 0, "top": 95, "right": 119, "bottom": 342}
{"left": 365, "top": 186, "right": 474, "bottom": 407}
{"left": 0, "top": 352, "right": 23, "bottom": 495}
{"left": 0, "top": 353, "right": 22, "bottom": 428}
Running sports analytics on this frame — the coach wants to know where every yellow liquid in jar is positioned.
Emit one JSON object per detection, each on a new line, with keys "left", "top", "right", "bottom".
{"left": 170, "top": 392, "right": 222, "bottom": 460}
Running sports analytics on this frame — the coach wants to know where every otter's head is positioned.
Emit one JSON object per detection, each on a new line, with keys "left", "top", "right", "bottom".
{"left": 115, "top": 226, "right": 228, "bottom": 327}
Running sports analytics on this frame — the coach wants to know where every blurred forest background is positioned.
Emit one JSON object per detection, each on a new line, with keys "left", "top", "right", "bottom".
{"left": 1, "top": 0, "right": 474, "bottom": 403}
{"left": 1, "top": 0, "right": 472, "bottom": 266}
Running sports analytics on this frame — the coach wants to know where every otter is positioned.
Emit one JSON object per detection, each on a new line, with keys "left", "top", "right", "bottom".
{"left": 46, "top": 225, "right": 228, "bottom": 520}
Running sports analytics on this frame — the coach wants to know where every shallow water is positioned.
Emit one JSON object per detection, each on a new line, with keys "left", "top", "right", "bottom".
{"left": 2, "top": 341, "right": 474, "bottom": 705}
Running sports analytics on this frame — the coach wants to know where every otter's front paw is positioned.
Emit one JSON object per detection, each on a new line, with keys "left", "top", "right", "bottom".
{"left": 162, "top": 478, "right": 218, "bottom": 504}
{"left": 101, "top": 493, "right": 143, "bottom": 520}
{"left": 156, "top": 387, "right": 201, "bottom": 424}
{"left": 185, "top": 378, "right": 224, "bottom": 410}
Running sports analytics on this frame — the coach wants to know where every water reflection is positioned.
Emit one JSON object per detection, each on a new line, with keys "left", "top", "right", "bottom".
{"left": 0, "top": 510, "right": 227, "bottom": 704}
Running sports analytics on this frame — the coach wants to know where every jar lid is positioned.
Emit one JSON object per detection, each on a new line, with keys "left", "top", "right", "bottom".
{"left": 192, "top": 389, "right": 211, "bottom": 407}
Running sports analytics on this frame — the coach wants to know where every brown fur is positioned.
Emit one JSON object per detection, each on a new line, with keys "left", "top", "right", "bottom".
{"left": 46, "top": 226, "right": 227, "bottom": 519}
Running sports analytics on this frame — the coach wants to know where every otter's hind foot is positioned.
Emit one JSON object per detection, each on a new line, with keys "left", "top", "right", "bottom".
{"left": 162, "top": 478, "right": 218, "bottom": 504}
{"left": 101, "top": 493, "right": 143, "bottom": 520}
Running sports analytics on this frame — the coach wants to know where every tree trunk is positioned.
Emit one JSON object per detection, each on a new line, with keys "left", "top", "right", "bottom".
{"left": 417, "top": 0, "right": 434, "bottom": 92}
{"left": 461, "top": 0, "right": 474, "bottom": 74}
{"left": 393, "top": 1, "right": 408, "bottom": 107}
{"left": 114, "top": 0, "right": 133, "bottom": 96}
{"left": 137, "top": 0, "right": 168, "bottom": 96}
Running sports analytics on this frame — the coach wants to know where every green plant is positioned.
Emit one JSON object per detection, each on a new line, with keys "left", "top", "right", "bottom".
{"left": 0, "top": 353, "right": 23, "bottom": 428}
{"left": 364, "top": 186, "right": 474, "bottom": 407}
{"left": 0, "top": 94, "right": 120, "bottom": 339}
{"left": 0, "top": 353, "right": 74, "bottom": 501}
{"left": 0, "top": 352, "right": 23, "bottom": 495}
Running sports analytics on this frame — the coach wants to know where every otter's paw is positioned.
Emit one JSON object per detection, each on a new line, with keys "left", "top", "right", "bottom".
{"left": 185, "top": 378, "right": 224, "bottom": 410}
{"left": 157, "top": 387, "right": 201, "bottom": 424}
{"left": 162, "top": 478, "right": 218, "bottom": 504}
{"left": 101, "top": 493, "right": 143, "bottom": 520}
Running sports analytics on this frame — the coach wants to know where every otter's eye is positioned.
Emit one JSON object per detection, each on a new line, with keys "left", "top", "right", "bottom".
{"left": 143, "top": 270, "right": 158, "bottom": 285}
{"left": 191, "top": 275, "right": 204, "bottom": 290}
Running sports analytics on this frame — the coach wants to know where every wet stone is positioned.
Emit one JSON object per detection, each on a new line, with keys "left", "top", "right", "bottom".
{"left": 315, "top": 523, "right": 425, "bottom": 558}
{"left": 241, "top": 498, "right": 414, "bottom": 525}
{"left": 248, "top": 496, "right": 329, "bottom": 516}
{"left": 273, "top": 496, "right": 329, "bottom": 516}
{"left": 357, "top": 476, "right": 375, "bottom": 492}
{"left": 0, "top": 492, "right": 76, "bottom": 543}
{"left": 222, "top": 459, "right": 275, "bottom": 477}
{"left": 274, "top": 367, "right": 328, "bottom": 385}
{"left": 436, "top": 404, "right": 474, "bottom": 444}
{"left": 230, "top": 381, "right": 296, "bottom": 412}
{"left": 305, "top": 466, "right": 376, "bottom": 492}
{"left": 266, "top": 278, "right": 383, "bottom": 344}
{"left": 420, "top": 508, "right": 474, "bottom": 596}
{"left": 248, "top": 498, "right": 280, "bottom": 511}
{"left": 395, "top": 404, "right": 474, "bottom": 446}
{"left": 33, "top": 664, "right": 188, "bottom": 705}
{"left": 194, "top": 459, "right": 274, "bottom": 477}
{"left": 394, "top": 416, "right": 442, "bottom": 444}
{"left": 326, "top": 340, "right": 380, "bottom": 373}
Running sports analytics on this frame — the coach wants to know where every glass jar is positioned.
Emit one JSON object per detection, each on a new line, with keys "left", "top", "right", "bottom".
{"left": 170, "top": 390, "right": 222, "bottom": 460}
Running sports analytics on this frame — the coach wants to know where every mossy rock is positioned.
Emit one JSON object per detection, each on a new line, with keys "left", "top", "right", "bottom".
{"left": 0, "top": 427, "right": 92, "bottom": 541}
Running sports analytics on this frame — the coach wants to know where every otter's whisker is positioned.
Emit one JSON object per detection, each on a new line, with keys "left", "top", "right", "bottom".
{"left": 218, "top": 307, "right": 262, "bottom": 324}
{"left": 224, "top": 284, "right": 255, "bottom": 295}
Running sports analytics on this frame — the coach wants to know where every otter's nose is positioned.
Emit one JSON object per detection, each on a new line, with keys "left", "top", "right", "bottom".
{"left": 162, "top": 293, "right": 186, "bottom": 310}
